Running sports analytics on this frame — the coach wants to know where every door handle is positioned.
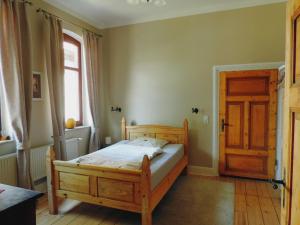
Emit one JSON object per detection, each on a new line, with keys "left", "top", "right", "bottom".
{"left": 221, "top": 119, "right": 230, "bottom": 132}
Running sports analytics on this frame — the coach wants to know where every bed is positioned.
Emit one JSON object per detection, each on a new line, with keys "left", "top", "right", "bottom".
{"left": 47, "top": 117, "right": 189, "bottom": 225}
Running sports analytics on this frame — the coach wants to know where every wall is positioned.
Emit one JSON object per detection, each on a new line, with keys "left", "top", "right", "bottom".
{"left": 103, "top": 3, "right": 286, "bottom": 168}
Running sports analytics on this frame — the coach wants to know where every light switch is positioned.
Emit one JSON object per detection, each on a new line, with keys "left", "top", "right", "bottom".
{"left": 203, "top": 115, "right": 209, "bottom": 124}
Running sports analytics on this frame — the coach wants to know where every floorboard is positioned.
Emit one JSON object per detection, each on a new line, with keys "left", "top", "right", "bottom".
{"left": 259, "top": 197, "right": 280, "bottom": 225}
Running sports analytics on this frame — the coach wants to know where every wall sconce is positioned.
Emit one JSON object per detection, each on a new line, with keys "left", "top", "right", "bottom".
{"left": 111, "top": 107, "right": 122, "bottom": 112}
{"left": 192, "top": 108, "right": 199, "bottom": 114}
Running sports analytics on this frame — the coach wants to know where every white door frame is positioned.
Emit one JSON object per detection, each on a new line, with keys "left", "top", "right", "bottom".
{"left": 211, "top": 62, "right": 285, "bottom": 176}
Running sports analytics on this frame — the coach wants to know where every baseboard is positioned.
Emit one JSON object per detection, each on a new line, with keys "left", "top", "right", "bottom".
{"left": 187, "top": 165, "right": 219, "bottom": 177}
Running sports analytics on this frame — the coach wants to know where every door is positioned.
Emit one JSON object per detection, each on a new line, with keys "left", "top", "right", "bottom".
{"left": 219, "top": 70, "right": 278, "bottom": 179}
{"left": 281, "top": 1, "right": 300, "bottom": 224}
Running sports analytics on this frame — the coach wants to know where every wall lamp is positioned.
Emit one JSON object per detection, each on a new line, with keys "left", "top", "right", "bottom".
{"left": 111, "top": 107, "right": 122, "bottom": 112}
{"left": 192, "top": 108, "right": 199, "bottom": 114}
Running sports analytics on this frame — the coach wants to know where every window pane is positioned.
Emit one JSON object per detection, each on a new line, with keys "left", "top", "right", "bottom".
{"left": 64, "top": 42, "right": 79, "bottom": 68}
{"left": 64, "top": 69, "right": 80, "bottom": 122}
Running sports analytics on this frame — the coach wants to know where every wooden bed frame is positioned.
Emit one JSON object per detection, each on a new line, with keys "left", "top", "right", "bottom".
{"left": 47, "top": 117, "right": 189, "bottom": 225}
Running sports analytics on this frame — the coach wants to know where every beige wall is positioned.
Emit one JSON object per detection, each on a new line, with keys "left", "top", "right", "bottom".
{"left": 103, "top": 3, "right": 286, "bottom": 167}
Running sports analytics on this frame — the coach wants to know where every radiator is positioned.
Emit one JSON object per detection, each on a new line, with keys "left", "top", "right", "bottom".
{"left": 0, "top": 153, "right": 17, "bottom": 186}
{"left": 0, "top": 139, "right": 81, "bottom": 189}
{"left": 65, "top": 138, "right": 81, "bottom": 160}
{"left": 30, "top": 145, "right": 49, "bottom": 182}
{"left": 0, "top": 146, "right": 49, "bottom": 186}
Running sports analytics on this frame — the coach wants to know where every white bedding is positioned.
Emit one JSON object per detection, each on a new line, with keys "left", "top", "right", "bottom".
{"left": 71, "top": 142, "right": 163, "bottom": 170}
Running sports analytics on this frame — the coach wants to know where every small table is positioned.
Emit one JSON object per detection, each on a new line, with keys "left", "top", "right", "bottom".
{"left": 0, "top": 183, "right": 43, "bottom": 225}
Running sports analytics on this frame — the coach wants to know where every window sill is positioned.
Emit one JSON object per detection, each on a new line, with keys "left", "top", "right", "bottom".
{"left": 0, "top": 140, "right": 15, "bottom": 145}
{"left": 0, "top": 140, "right": 16, "bottom": 157}
{"left": 65, "top": 125, "right": 91, "bottom": 132}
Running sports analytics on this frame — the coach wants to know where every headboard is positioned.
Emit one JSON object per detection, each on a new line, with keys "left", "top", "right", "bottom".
{"left": 121, "top": 117, "right": 189, "bottom": 155}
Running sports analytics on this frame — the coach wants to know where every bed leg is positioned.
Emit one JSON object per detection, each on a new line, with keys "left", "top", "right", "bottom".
{"left": 46, "top": 147, "right": 58, "bottom": 214}
{"left": 141, "top": 155, "right": 152, "bottom": 225}
{"left": 142, "top": 211, "right": 152, "bottom": 225}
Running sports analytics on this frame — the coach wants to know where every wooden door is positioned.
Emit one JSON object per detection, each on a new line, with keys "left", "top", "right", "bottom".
{"left": 281, "top": 1, "right": 300, "bottom": 224}
{"left": 219, "top": 70, "right": 278, "bottom": 179}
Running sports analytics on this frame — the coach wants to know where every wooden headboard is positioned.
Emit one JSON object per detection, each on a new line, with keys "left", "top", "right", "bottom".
{"left": 121, "top": 117, "right": 189, "bottom": 155}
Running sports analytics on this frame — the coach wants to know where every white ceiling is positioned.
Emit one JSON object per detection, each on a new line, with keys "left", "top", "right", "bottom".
{"left": 44, "top": 0, "right": 286, "bottom": 29}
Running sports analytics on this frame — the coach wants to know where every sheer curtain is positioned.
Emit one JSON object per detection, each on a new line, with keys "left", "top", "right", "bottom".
{"left": 0, "top": 0, "right": 33, "bottom": 188}
{"left": 42, "top": 15, "right": 66, "bottom": 160}
{"left": 83, "top": 31, "right": 102, "bottom": 152}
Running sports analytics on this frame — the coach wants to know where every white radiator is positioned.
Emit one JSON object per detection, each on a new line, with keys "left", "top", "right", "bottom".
{"left": 0, "top": 153, "right": 17, "bottom": 186}
{"left": 65, "top": 138, "right": 81, "bottom": 160}
{"left": 0, "top": 139, "right": 80, "bottom": 189}
{"left": 30, "top": 145, "right": 49, "bottom": 182}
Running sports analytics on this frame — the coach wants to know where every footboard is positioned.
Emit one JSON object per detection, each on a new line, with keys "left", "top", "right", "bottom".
{"left": 46, "top": 148, "right": 151, "bottom": 214}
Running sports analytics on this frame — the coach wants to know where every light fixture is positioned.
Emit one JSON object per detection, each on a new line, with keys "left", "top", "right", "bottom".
{"left": 126, "top": 0, "right": 167, "bottom": 7}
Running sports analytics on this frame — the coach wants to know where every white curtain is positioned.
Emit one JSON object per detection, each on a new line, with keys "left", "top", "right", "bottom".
{"left": 0, "top": 0, "right": 33, "bottom": 188}
{"left": 83, "top": 31, "right": 102, "bottom": 152}
{"left": 42, "top": 15, "right": 66, "bottom": 160}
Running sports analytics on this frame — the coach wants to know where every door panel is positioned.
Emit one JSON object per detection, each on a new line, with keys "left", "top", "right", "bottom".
{"left": 227, "top": 77, "right": 269, "bottom": 96}
{"left": 226, "top": 154, "right": 267, "bottom": 174}
{"left": 226, "top": 102, "right": 244, "bottom": 148}
{"left": 219, "top": 70, "right": 277, "bottom": 179}
{"left": 249, "top": 102, "right": 269, "bottom": 150}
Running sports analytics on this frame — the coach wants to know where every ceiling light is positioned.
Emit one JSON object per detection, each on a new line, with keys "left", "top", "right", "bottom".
{"left": 126, "top": 0, "right": 167, "bottom": 7}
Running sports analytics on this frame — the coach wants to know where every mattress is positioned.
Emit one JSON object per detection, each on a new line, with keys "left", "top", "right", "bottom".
{"left": 119, "top": 140, "right": 184, "bottom": 190}
{"left": 150, "top": 144, "right": 184, "bottom": 190}
{"left": 70, "top": 140, "right": 184, "bottom": 190}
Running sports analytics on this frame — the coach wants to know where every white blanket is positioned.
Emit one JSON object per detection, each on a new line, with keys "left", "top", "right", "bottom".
{"left": 71, "top": 144, "right": 163, "bottom": 170}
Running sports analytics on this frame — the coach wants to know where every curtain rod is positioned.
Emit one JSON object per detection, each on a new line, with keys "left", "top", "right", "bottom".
{"left": 36, "top": 7, "right": 103, "bottom": 38}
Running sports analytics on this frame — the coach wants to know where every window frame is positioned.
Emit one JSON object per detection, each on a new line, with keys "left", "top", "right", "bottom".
{"left": 63, "top": 33, "right": 83, "bottom": 126}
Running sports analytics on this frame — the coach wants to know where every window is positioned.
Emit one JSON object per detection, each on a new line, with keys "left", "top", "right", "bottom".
{"left": 63, "top": 34, "right": 83, "bottom": 126}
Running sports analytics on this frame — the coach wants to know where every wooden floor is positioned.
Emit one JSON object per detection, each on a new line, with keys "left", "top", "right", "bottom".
{"left": 233, "top": 179, "right": 281, "bottom": 225}
{"left": 36, "top": 176, "right": 281, "bottom": 225}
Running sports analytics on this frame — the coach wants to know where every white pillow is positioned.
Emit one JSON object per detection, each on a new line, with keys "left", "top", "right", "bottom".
{"left": 128, "top": 137, "right": 169, "bottom": 148}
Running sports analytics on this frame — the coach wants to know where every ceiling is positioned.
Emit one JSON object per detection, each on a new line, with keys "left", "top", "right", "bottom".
{"left": 44, "top": 0, "right": 286, "bottom": 29}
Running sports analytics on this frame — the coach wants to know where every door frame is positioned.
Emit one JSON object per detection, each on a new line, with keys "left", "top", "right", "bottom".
{"left": 212, "top": 62, "right": 285, "bottom": 176}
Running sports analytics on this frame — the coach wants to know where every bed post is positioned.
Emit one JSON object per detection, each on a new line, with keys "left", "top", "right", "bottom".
{"left": 46, "top": 146, "right": 58, "bottom": 214}
{"left": 141, "top": 155, "right": 152, "bottom": 225}
{"left": 121, "top": 117, "right": 126, "bottom": 140}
